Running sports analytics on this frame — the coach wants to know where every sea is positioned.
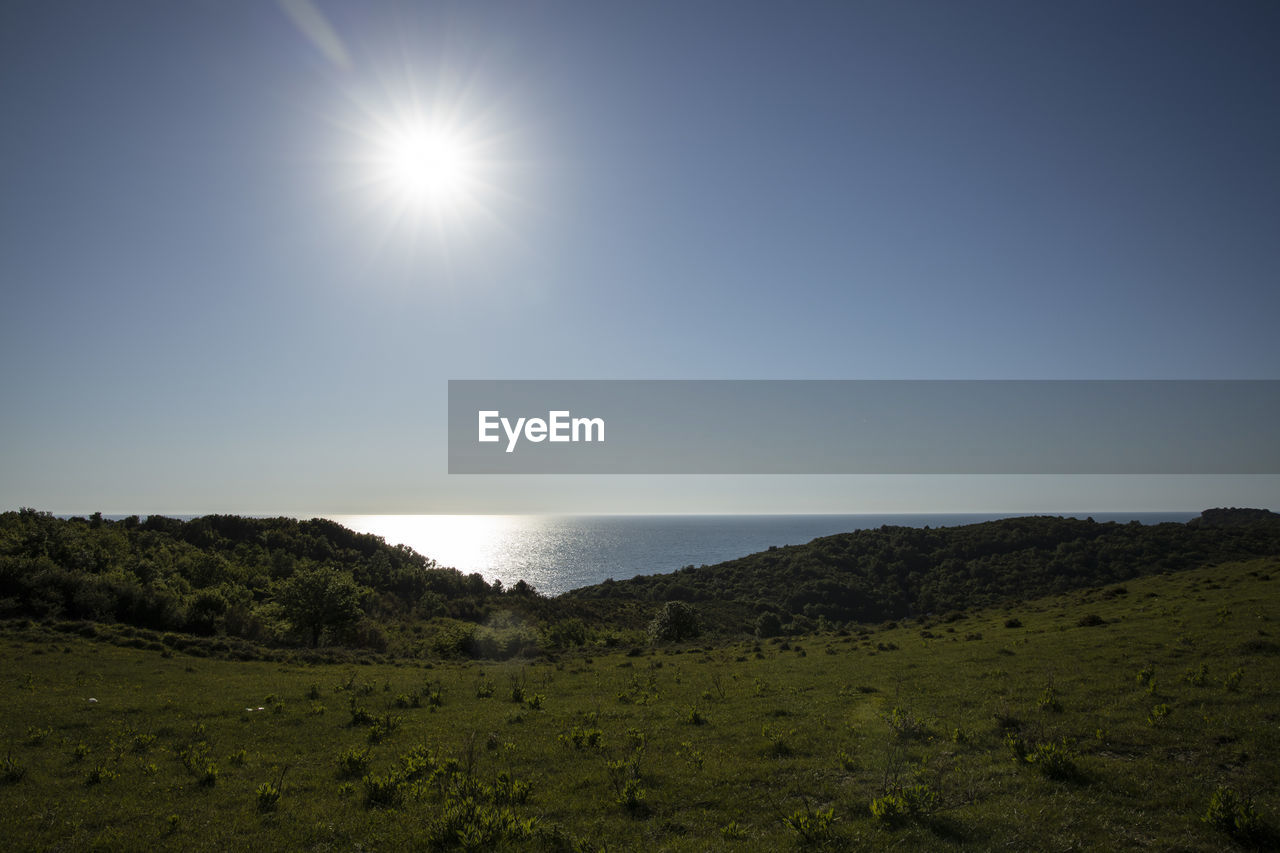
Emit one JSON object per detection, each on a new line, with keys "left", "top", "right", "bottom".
{"left": 328, "top": 513, "right": 1198, "bottom": 597}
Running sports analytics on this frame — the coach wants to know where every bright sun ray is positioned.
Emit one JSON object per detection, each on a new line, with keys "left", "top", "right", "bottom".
{"left": 373, "top": 119, "right": 481, "bottom": 215}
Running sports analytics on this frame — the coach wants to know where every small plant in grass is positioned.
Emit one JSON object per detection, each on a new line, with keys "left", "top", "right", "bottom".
{"left": 870, "top": 783, "right": 938, "bottom": 826}
{"left": 559, "top": 726, "right": 603, "bottom": 750}
{"left": 1184, "top": 663, "right": 1209, "bottom": 687}
{"left": 838, "top": 749, "right": 857, "bottom": 771}
{"left": 488, "top": 771, "right": 532, "bottom": 806}
{"left": 256, "top": 780, "right": 281, "bottom": 812}
{"left": 1003, "top": 617, "right": 1022, "bottom": 628}
{"left": 606, "top": 753, "right": 647, "bottom": 814}
{"left": 781, "top": 801, "right": 835, "bottom": 845}
{"left": 392, "top": 693, "right": 416, "bottom": 709}
{"left": 1135, "top": 665, "right": 1155, "bottom": 690}
{"left": 337, "top": 745, "right": 373, "bottom": 779}
{"left": 25, "top": 726, "right": 52, "bottom": 746}
{"left": 228, "top": 748, "right": 247, "bottom": 767}
{"left": 475, "top": 679, "right": 496, "bottom": 698}
{"left": 525, "top": 693, "right": 545, "bottom": 711}
{"left": 362, "top": 772, "right": 405, "bottom": 809}
{"left": 761, "top": 724, "right": 794, "bottom": 757}
{"left": 84, "top": 763, "right": 119, "bottom": 785}
{"left": 2, "top": 751, "right": 26, "bottom": 784}
{"left": 992, "top": 707, "right": 1021, "bottom": 730}
{"left": 1148, "top": 703, "right": 1171, "bottom": 727}
{"left": 721, "top": 820, "right": 747, "bottom": 840}
{"left": 885, "top": 706, "right": 928, "bottom": 741}
{"left": 677, "top": 741, "right": 704, "bottom": 771}
{"left": 72, "top": 742, "right": 91, "bottom": 762}
{"left": 306, "top": 683, "right": 322, "bottom": 700}
{"left": 166, "top": 815, "right": 180, "bottom": 834}
{"left": 1223, "top": 668, "right": 1243, "bottom": 691}
{"left": 368, "top": 712, "right": 403, "bottom": 744}
{"left": 1038, "top": 675, "right": 1063, "bottom": 712}
{"left": 348, "top": 697, "right": 374, "bottom": 727}
{"left": 256, "top": 766, "right": 288, "bottom": 813}
{"left": 685, "top": 705, "right": 708, "bottom": 725}
{"left": 1203, "top": 786, "right": 1264, "bottom": 842}
{"left": 398, "top": 744, "right": 438, "bottom": 782}
{"left": 308, "top": 702, "right": 326, "bottom": 716}
{"left": 1027, "top": 740, "right": 1080, "bottom": 781}
{"left": 509, "top": 674, "right": 527, "bottom": 704}
{"left": 1005, "top": 732, "right": 1028, "bottom": 763}
{"left": 131, "top": 733, "right": 156, "bottom": 754}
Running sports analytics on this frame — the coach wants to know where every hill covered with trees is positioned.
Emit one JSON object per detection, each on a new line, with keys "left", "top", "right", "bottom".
{"left": 564, "top": 511, "right": 1280, "bottom": 635}
{"left": 2, "top": 508, "right": 1278, "bottom": 657}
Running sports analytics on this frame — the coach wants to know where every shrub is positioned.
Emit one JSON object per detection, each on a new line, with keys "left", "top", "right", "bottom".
{"left": 1203, "top": 786, "right": 1264, "bottom": 842}
{"left": 1, "top": 752, "right": 26, "bottom": 784}
{"left": 782, "top": 803, "right": 835, "bottom": 844}
{"left": 648, "top": 601, "right": 701, "bottom": 644}
{"left": 336, "top": 746, "right": 372, "bottom": 779}
{"left": 25, "top": 726, "right": 52, "bottom": 746}
{"left": 870, "top": 783, "right": 937, "bottom": 826}
{"left": 885, "top": 706, "right": 928, "bottom": 741}
{"left": 85, "top": 764, "right": 119, "bottom": 785}
{"left": 368, "top": 712, "right": 403, "bottom": 744}
{"left": 1038, "top": 684, "right": 1063, "bottom": 713}
{"left": 1077, "top": 613, "right": 1106, "bottom": 627}
{"left": 1028, "top": 740, "right": 1079, "bottom": 781}
{"left": 256, "top": 781, "right": 281, "bottom": 812}
{"left": 761, "top": 724, "right": 793, "bottom": 757}
{"left": 363, "top": 772, "right": 404, "bottom": 809}
{"left": 558, "top": 726, "right": 603, "bottom": 750}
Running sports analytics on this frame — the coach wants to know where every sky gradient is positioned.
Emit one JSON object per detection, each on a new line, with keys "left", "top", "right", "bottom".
{"left": 2, "top": 1, "right": 1277, "bottom": 515}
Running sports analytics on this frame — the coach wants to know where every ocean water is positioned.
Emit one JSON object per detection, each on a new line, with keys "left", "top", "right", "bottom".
{"left": 329, "top": 512, "right": 1198, "bottom": 597}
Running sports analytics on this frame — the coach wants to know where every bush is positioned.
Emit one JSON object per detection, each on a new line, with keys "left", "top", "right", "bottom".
{"left": 782, "top": 803, "right": 835, "bottom": 844}
{"left": 1203, "top": 786, "right": 1264, "bottom": 842}
{"left": 647, "top": 601, "right": 700, "bottom": 644}
{"left": 336, "top": 746, "right": 372, "bottom": 779}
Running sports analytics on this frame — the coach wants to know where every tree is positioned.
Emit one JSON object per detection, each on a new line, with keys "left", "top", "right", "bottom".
{"left": 277, "top": 566, "right": 365, "bottom": 647}
{"left": 647, "top": 601, "right": 700, "bottom": 644}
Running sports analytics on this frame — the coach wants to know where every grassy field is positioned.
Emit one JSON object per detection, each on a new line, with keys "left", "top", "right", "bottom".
{"left": 2, "top": 558, "right": 1277, "bottom": 851}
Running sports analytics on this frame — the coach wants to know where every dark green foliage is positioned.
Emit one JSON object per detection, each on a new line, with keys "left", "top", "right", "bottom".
{"left": 0, "top": 510, "right": 516, "bottom": 652}
{"left": 278, "top": 566, "right": 365, "bottom": 647}
{"left": 1203, "top": 786, "right": 1265, "bottom": 842}
{"left": 647, "top": 601, "right": 700, "bottom": 644}
{"left": 566, "top": 511, "right": 1280, "bottom": 631}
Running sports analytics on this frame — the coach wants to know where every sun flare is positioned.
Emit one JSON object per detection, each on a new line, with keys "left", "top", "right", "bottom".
{"left": 374, "top": 121, "right": 480, "bottom": 214}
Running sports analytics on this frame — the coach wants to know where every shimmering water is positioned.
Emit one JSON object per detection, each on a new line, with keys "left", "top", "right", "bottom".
{"left": 328, "top": 513, "right": 1197, "bottom": 597}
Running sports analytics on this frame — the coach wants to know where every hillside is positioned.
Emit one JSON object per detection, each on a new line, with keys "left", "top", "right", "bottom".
{"left": 0, "top": 556, "right": 1275, "bottom": 850}
{"left": 2, "top": 509, "right": 1278, "bottom": 660}
{"left": 565, "top": 511, "right": 1280, "bottom": 635}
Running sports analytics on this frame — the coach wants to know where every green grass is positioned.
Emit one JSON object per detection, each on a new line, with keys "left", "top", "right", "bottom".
{"left": 1, "top": 559, "right": 1278, "bottom": 850}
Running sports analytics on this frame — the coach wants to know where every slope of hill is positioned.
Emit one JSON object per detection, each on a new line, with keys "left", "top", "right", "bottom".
{"left": 0, "top": 556, "right": 1275, "bottom": 850}
{"left": 564, "top": 511, "right": 1280, "bottom": 634}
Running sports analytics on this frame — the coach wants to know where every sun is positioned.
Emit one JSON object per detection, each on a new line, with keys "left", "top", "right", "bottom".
{"left": 373, "top": 120, "right": 481, "bottom": 215}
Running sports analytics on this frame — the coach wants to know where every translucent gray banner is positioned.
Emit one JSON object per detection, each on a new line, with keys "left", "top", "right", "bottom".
{"left": 447, "top": 380, "right": 1280, "bottom": 474}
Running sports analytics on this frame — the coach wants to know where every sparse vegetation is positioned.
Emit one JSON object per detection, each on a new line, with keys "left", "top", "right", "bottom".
{"left": 0, "top": 512, "right": 1276, "bottom": 849}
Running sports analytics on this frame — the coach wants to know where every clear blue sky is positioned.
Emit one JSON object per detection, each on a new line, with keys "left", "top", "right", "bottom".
{"left": 2, "top": 1, "right": 1277, "bottom": 514}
